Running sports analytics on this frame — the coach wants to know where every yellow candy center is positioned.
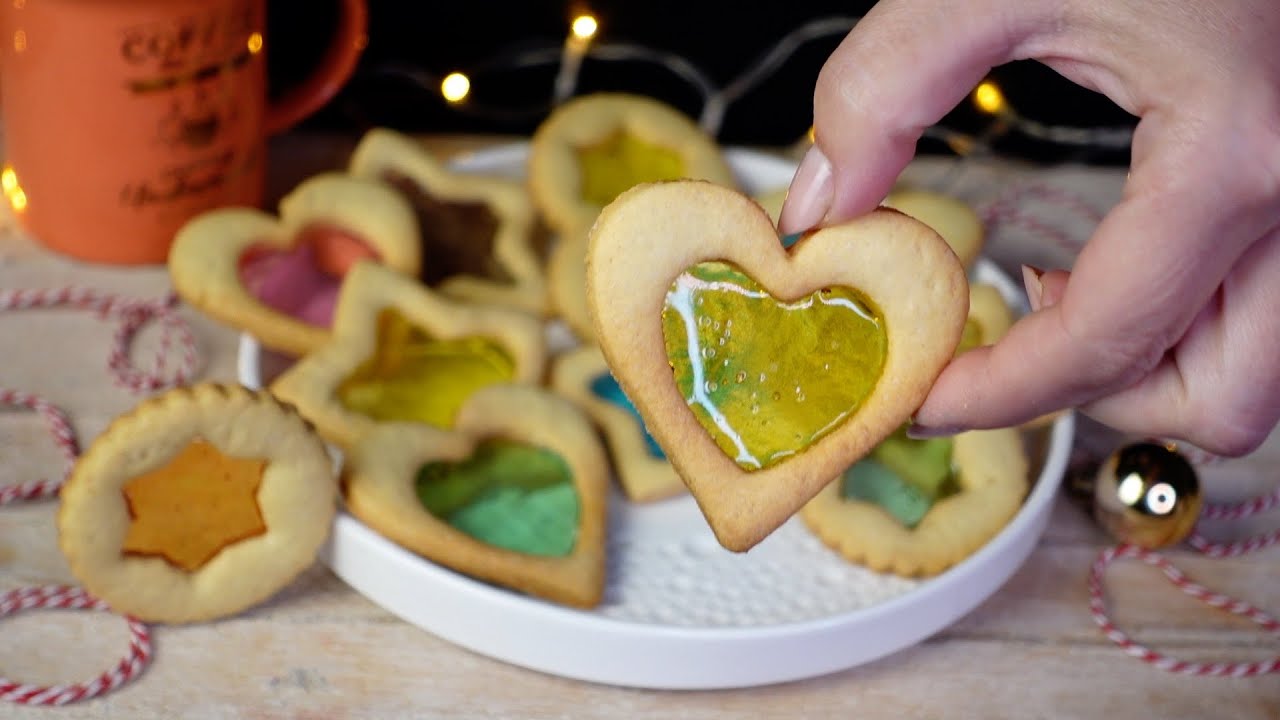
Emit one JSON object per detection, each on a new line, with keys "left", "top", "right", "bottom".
{"left": 338, "top": 310, "right": 515, "bottom": 428}
{"left": 121, "top": 439, "right": 268, "bottom": 572}
{"left": 576, "top": 131, "right": 686, "bottom": 208}
{"left": 661, "top": 261, "right": 887, "bottom": 471}
{"left": 956, "top": 318, "right": 983, "bottom": 356}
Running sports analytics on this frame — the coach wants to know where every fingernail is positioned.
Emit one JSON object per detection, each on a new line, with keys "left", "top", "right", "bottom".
{"left": 1021, "top": 264, "right": 1045, "bottom": 312}
{"left": 906, "top": 423, "right": 962, "bottom": 440}
{"left": 778, "top": 145, "right": 833, "bottom": 235}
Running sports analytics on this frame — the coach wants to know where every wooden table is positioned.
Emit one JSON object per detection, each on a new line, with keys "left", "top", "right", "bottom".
{"left": 2, "top": 134, "right": 1278, "bottom": 719}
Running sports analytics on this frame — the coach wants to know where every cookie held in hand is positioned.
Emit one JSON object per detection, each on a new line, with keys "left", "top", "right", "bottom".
{"left": 586, "top": 181, "right": 969, "bottom": 551}
{"left": 57, "top": 383, "right": 336, "bottom": 623}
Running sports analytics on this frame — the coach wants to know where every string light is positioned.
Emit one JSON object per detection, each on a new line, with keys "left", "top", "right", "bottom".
{"left": 973, "top": 80, "right": 1007, "bottom": 116}
{"left": 440, "top": 72, "right": 471, "bottom": 103}
{"left": 571, "top": 14, "right": 599, "bottom": 41}
{"left": 369, "top": 14, "right": 1136, "bottom": 156}
{"left": 553, "top": 10, "right": 600, "bottom": 104}
{"left": 2, "top": 165, "right": 26, "bottom": 213}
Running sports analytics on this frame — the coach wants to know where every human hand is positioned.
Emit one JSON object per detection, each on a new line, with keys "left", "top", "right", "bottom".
{"left": 779, "top": 0, "right": 1280, "bottom": 456}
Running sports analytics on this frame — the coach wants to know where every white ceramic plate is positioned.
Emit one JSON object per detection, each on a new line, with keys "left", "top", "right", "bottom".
{"left": 237, "top": 145, "right": 1075, "bottom": 690}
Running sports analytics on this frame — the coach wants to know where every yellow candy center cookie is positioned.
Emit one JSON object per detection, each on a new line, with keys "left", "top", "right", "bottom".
{"left": 121, "top": 439, "right": 268, "bottom": 572}
{"left": 576, "top": 132, "right": 686, "bottom": 207}
{"left": 661, "top": 261, "right": 887, "bottom": 470}
{"left": 378, "top": 170, "right": 510, "bottom": 285}
{"left": 338, "top": 310, "right": 516, "bottom": 428}
{"left": 956, "top": 318, "right": 983, "bottom": 356}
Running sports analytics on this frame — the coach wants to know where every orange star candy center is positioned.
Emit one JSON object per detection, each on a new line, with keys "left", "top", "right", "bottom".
{"left": 121, "top": 439, "right": 269, "bottom": 572}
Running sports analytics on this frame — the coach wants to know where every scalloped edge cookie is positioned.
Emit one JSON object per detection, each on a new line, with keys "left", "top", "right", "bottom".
{"left": 528, "top": 92, "right": 737, "bottom": 232}
{"left": 800, "top": 426, "right": 1029, "bottom": 577}
{"left": 586, "top": 180, "right": 969, "bottom": 551}
{"left": 169, "top": 172, "right": 422, "bottom": 357}
{"left": 550, "top": 344, "right": 685, "bottom": 503}
{"left": 882, "top": 188, "right": 985, "bottom": 269}
{"left": 57, "top": 383, "right": 336, "bottom": 623}
{"left": 344, "top": 384, "right": 609, "bottom": 608}
{"left": 348, "top": 128, "right": 550, "bottom": 316}
{"left": 269, "top": 260, "right": 547, "bottom": 451}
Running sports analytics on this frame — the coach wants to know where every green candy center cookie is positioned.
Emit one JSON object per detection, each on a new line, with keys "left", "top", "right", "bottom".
{"left": 841, "top": 429, "right": 958, "bottom": 528}
{"left": 415, "top": 439, "right": 579, "bottom": 557}
{"left": 577, "top": 132, "right": 686, "bottom": 208}
{"left": 338, "top": 310, "right": 515, "bottom": 428}
{"left": 661, "top": 261, "right": 887, "bottom": 471}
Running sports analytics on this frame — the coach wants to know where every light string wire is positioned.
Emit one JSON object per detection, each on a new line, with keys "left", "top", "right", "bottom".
{"left": 362, "top": 12, "right": 1135, "bottom": 154}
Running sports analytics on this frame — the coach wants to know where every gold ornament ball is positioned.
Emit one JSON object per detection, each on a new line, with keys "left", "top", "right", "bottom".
{"left": 1092, "top": 442, "right": 1202, "bottom": 549}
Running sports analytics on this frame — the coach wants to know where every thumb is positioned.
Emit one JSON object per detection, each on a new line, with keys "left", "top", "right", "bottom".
{"left": 779, "top": 0, "right": 1061, "bottom": 234}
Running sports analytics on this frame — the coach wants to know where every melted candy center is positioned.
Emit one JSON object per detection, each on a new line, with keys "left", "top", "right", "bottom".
{"left": 576, "top": 132, "right": 686, "bottom": 208}
{"left": 121, "top": 439, "right": 268, "bottom": 572}
{"left": 338, "top": 310, "right": 515, "bottom": 428}
{"left": 589, "top": 371, "right": 665, "bottom": 459}
{"left": 238, "top": 222, "right": 379, "bottom": 327}
{"left": 956, "top": 318, "right": 983, "bottom": 356}
{"left": 841, "top": 429, "right": 957, "bottom": 528}
{"left": 416, "top": 439, "right": 579, "bottom": 557}
{"left": 379, "top": 170, "right": 509, "bottom": 286}
{"left": 661, "top": 261, "right": 887, "bottom": 471}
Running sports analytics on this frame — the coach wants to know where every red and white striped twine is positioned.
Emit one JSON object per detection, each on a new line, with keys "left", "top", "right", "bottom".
{"left": 1089, "top": 486, "right": 1280, "bottom": 676}
{"left": 979, "top": 183, "right": 1280, "bottom": 676}
{"left": 0, "top": 287, "right": 188, "bottom": 702}
{"left": 0, "top": 388, "right": 78, "bottom": 505}
{"left": 979, "top": 180, "right": 1106, "bottom": 258}
{"left": 0, "top": 586, "right": 152, "bottom": 706}
{"left": 0, "top": 287, "right": 198, "bottom": 393}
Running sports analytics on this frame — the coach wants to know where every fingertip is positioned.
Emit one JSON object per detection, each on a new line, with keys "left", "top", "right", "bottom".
{"left": 778, "top": 145, "right": 833, "bottom": 235}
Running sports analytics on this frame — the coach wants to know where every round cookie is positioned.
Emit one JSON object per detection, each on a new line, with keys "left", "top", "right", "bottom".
{"left": 883, "top": 188, "right": 985, "bottom": 268}
{"left": 586, "top": 180, "right": 969, "bottom": 552}
{"left": 58, "top": 383, "right": 336, "bottom": 624}
{"left": 528, "top": 92, "right": 736, "bottom": 232}
{"left": 801, "top": 426, "right": 1029, "bottom": 577}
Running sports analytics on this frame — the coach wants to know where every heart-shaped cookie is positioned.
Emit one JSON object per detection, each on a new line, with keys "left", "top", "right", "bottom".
{"left": 550, "top": 344, "right": 684, "bottom": 502}
{"left": 587, "top": 181, "right": 968, "bottom": 551}
{"left": 57, "top": 383, "right": 336, "bottom": 623}
{"left": 169, "top": 173, "right": 421, "bottom": 357}
{"left": 347, "top": 128, "right": 550, "bottom": 316}
{"left": 344, "top": 384, "right": 608, "bottom": 608}
{"left": 801, "top": 426, "right": 1028, "bottom": 577}
{"left": 270, "top": 260, "right": 547, "bottom": 451}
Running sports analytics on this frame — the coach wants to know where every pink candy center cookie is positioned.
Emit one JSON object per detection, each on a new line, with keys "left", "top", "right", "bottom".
{"left": 238, "top": 224, "right": 379, "bottom": 327}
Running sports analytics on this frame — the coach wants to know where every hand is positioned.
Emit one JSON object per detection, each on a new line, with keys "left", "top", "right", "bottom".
{"left": 779, "top": 0, "right": 1280, "bottom": 457}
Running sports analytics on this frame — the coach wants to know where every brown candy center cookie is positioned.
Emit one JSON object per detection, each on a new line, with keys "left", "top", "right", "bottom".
{"left": 379, "top": 170, "right": 510, "bottom": 286}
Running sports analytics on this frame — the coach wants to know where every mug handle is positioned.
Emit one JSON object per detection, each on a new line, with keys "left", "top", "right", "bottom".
{"left": 264, "top": 0, "right": 369, "bottom": 135}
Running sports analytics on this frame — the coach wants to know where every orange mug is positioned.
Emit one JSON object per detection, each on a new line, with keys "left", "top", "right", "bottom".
{"left": 0, "top": 0, "right": 368, "bottom": 265}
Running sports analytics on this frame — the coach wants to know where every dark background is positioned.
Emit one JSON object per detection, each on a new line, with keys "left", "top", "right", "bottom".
{"left": 268, "top": 0, "right": 1136, "bottom": 166}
